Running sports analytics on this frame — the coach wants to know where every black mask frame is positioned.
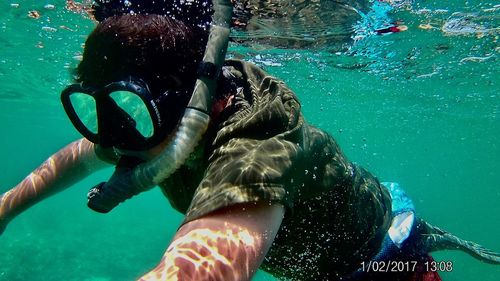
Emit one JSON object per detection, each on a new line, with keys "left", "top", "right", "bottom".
{"left": 61, "top": 78, "right": 187, "bottom": 151}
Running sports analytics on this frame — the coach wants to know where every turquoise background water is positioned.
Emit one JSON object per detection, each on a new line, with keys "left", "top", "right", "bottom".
{"left": 0, "top": 1, "right": 499, "bottom": 280}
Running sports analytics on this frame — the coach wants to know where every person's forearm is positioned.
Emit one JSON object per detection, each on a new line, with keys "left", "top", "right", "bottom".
{"left": 139, "top": 224, "right": 262, "bottom": 281}
{"left": 0, "top": 138, "right": 109, "bottom": 223}
{"left": 138, "top": 203, "right": 284, "bottom": 281}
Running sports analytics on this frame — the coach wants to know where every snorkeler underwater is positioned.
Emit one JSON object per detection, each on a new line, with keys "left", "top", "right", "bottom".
{"left": 1, "top": 0, "right": 499, "bottom": 280}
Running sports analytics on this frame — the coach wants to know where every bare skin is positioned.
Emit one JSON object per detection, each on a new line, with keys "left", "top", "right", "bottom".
{"left": 0, "top": 131, "right": 175, "bottom": 232}
{"left": 0, "top": 138, "right": 108, "bottom": 234}
{"left": 140, "top": 203, "right": 284, "bottom": 281}
{"left": 0, "top": 138, "right": 285, "bottom": 281}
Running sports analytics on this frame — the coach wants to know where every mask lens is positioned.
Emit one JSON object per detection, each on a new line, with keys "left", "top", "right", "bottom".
{"left": 110, "top": 91, "right": 154, "bottom": 138}
{"left": 69, "top": 92, "right": 98, "bottom": 134}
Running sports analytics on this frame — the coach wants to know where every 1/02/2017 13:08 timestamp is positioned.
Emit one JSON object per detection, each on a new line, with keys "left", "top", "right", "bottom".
{"left": 360, "top": 260, "right": 454, "bottom": 273}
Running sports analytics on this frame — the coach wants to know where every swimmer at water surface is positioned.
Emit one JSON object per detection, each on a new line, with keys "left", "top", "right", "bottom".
{"left": 1, "top": 1, "right": 499, "bottom": 280}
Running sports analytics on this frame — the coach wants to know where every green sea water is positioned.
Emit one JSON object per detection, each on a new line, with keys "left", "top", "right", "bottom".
{"left": 0, "top": 1, "right": 499, "bottom": 280}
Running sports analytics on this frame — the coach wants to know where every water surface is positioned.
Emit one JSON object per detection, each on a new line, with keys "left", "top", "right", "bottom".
{"left": 0, "top": 1, "right": 499, "bottom": 280}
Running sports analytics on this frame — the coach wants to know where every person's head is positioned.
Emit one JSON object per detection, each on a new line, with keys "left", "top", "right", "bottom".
{"left": 77, "top": 13, "right": 207, "bottom": 93}
{"left": 76, "top": 1, "right": 234, "bottom": 214}
{"left": 62, "top": 14, "right": 209, "bottom": 154}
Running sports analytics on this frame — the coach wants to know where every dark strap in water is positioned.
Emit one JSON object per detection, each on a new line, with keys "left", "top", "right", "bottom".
{"left": 411, "top": 218, "right": 500, "bottom": 265}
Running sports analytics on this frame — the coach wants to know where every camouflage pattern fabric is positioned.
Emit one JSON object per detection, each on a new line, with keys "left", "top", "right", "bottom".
{"left": 159, "top": 59, "right": 392, "bottom": 280}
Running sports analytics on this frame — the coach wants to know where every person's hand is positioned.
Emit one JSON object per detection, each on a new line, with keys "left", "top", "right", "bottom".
{"left": 0, "top": 194, "right": 9, "bottom": 235}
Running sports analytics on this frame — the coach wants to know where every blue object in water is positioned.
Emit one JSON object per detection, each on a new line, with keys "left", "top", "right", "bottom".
{"left": 349, "top": 182, "right": 416, "bottom": 278}
{"left": 381, "top": 182, "right": 416, "bottom": 248}
{"left": 371, "top": 182, "right": 416, "bottom": 264}
{"left": 383, "top": 182, "right": 415, "bottom": 215}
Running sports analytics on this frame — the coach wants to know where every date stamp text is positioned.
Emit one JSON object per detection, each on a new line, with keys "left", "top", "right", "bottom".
{"left": 360, "top": 260, "right": 454, "bottom": 273}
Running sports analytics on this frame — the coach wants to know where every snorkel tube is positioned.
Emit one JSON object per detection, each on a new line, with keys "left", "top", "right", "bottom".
{"left": 87, "top": 0, "right": 233, "bottom": 213}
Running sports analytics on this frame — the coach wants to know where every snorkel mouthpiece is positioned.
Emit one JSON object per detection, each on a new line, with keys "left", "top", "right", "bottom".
{"left": 87, "top": 0, "right": 233, "bottom": 213}
{"left": 87, "top": 156, "right": 144, "bottom": 213}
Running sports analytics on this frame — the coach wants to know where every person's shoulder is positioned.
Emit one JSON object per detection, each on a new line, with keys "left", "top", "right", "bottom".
{"left": 224, "top": 59, "right": 273, "bottom": 82}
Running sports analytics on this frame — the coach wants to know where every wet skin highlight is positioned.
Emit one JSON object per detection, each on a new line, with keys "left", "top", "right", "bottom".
{"left": 139, "top": 203, "right": 283, "bottom": 281}
{"left": 0, "top": 138, "right": 106, "bottom": 227}
{"left": 140, "top": 227, "right": 258, "bottom": 280}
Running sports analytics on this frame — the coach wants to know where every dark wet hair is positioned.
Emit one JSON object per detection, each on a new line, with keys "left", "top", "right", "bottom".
{"left": 76, "top": 14, "right": 208, "bottom": 93}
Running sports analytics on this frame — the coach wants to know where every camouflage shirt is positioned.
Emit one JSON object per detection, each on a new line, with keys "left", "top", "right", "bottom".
{"left": 157, "top": 59, "right": 393, "bottom": 280}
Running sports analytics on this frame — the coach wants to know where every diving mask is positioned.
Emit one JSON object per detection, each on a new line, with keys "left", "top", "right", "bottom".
{"left": 61, "top": 78, "right": 190, "bottom": 151}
